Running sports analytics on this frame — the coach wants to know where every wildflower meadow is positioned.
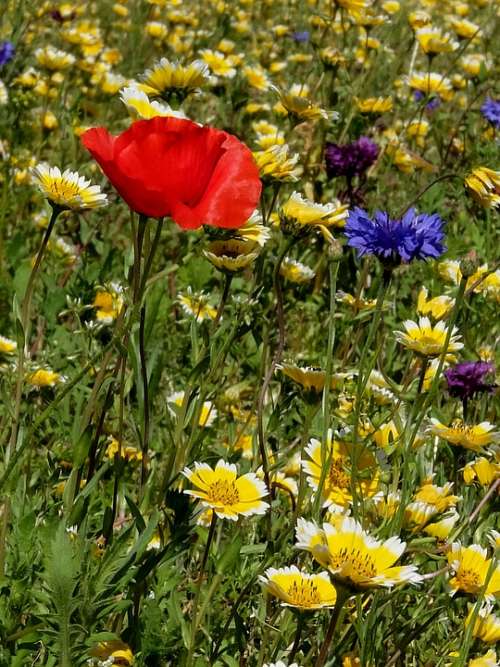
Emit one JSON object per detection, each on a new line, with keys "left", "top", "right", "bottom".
{"left": 1, "top": 0, "right": 500, "bottom": 665}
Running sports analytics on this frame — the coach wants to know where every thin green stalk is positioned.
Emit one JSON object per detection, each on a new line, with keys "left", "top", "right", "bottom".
{"left": 8, "top": 205, "right": 61, "bottom": 459}
{"left": 314, "top": 258, "right": 339, "bottom": 518}
{"left": 186, "top": 512, "right": 217, "bottom": 667}
{"left": 315, "top": 587, "right": 350, "bottom": 667}
{"left": 350, "top": 272, "right": 391, "bottom": 518}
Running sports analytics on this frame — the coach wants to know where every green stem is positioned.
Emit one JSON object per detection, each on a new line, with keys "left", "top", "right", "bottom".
{"left": 314, "top": 258, "right": 339, "bottom": 518}
{"left": 315, "top": 588, "right": 349, "bottom": 667}
{"left": 213, "top": 273, "right": 233, "bottom": 327}
{"left": 8, "top": 206, "right": 61, "bottom": 459}
{"left": 186, "top": 512, "right": 217, "bottom": 667}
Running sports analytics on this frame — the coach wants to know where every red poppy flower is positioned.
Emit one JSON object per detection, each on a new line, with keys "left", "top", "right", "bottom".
{"left": 81, "top": 117, "right": 262, "bottom": 229}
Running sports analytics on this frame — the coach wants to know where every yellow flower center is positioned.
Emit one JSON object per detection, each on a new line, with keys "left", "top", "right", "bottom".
{"left": 48, "top": 178, "right": 82, "bottom": 203}
{"left": 287, "top": 580, "right": 322, "bottom": 607}
{"left": 457, "top": 568, "right": 482, "bottom": 593}
{"left": 207, "top": 479, "right": 240, "bottom": 505}
{"left": 329, "top": 459, "right": 350, "bottom": 489}
{"left": 331, "top": 547, "right": 378, "bottom": 579}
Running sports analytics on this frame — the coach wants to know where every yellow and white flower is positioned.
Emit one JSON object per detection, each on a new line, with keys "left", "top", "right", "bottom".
{"left": 466, "top": 604, "right": 500, "bottom": 644}
{"left": 32, "top": 164, "right": 107, "bottom": 211}
{"left": 140, "top": 58, "right": 209, "bottom": 99}
{"left": 394, "top": 317, "right": 463, "bottom": 357}
{"left": 465, "top": 168, "right": 500, "bottom": 210}
{"left": 463, "top": 458, "right": 500, "bottom": 486}
{"left": 296, "top": 516, "right": 421, "bottom": 589}
{"left": 302, "top": 431, "right": 380, "bottom": 511}
{"left": 280, "top": 258, "right": 315, "bottom": 283}
{"left": 168, "top": 391, "right": 217, "bottom": 427}
{"left": 178, "top": 289, "right": 217, "bottom": 322}
{"left": 260, "top": 566, "right": 337, "bottom": 609}
{"left": 429, "top": 419, "right": 500, "bottom": 453}
{"left": 182, "top": 459, "right": 268, "bottom": 520}
{"left": 280, "top": 192, "right": 348, "bottom": 229}
{"left": 417, "top": 287, "right": 454, "bottom": 320}
{"left": 447, "top": 543, "right": 500, "bottom": 599}
{"left": 120, "top": 84, "right": 187, "bottom": 120}
{"left": 0, "top": 335, "right": 17, "bottom": 354}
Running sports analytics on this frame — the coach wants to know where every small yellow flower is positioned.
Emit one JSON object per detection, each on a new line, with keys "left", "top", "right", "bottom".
{"left": 466, "top": 605, "right": 500, "bottom": 644}
{"left": 467, "top": 650, "right": 498, "bottom": 667}
{"left": 200, "top": 49, "right": 237, "bottom": 79}
{"left": 416, "top": 28, "right": 458, "bottom": 56}
{"left": 417, "top": 287, "right": 454, "bottom": 320}
{"left": 448, "top": 543, "right": 500, "bottom": 599}
{"left": 243, "top": 65, "right": 270, "bottom": 91}
{"left": 182, "top": 459, "right": 269, "bottom": 520}
{"left": 465, "top": 168, "right": 500, "bottom": 210}
{"left": 178, "top": 290, "right": 217, "bottom": 322}
{"left": 89, "top": 640, "right": 134, "bottom": 666}
{"left": 356, "top": 97, "right": 393, "bottom": 114}
{"left": 371, "top": 420, "right": 400, "bottom": 450}
{"left": 93, "top": 284, "right": 124, "bottom": 323}
{"left": 146, "top": 21, "right": 168, "bottom": 39}
{"left": 296, "top": 516, "right": 421, "bottom": 589}
{"left": 280, "top": 192, "right": 348, "bottom": 230}
{"left": 279, "top": 364, "right": 351, "bottom": 393}
{"left": 169, "top": 391, "right": 216, "bottom": 427}
{"left": 0, "top": 335, "right": 17, "bottom": 354}
{"left": 408, "top": 11, "right": 431, "bottom": 30}
{"left": 120, "top": 84, "right": 187, "bottom": 120}
{"left": 260, "top": 566, "right": 337, "bottom": 609}
{"left": 394, "top": 317, "right": 463, "bottom": 357}
{"left": 236, "top": 212, "right": 271, "bottom": 247}
{"left": 140, "top": 58, "right": 209, "bottom": 100}
{"left": 319, "top": 47, "right": 347, "bottom": 68}
{"left": 273, "top": 86, "right": 329, "bottom": 122}
{"left": 302, "top": 430, "right": 380, "bottom": 511}
{"left": 463, "top": 458, "right": 500, "bottom": 486}
{"left": 28, "top": 369, "right": 66, "bottom": 388}
{"left": 35, "top": 46, "right": 75, "bottom": 70}
{"left": 336, "top": 291, "right": 380, "bottom": 312}
{"left": 423, "top": 511, "right": 459, "bottom": 540}
{"left": 414, "top": 480, "right": 460, "bottom": 513}
{"left": 106, "top": 436, "right": 142, "bottom": 462}
{"left": 203, "top": 239, "right": 260, "bottom": 273}
{"left": 408, "top": 72, "right": 453, "bottom": 101}
{"left": 451, "top": 18, "right": 482, "bottom": 40}
{"left": 280, "top": 257, "right": 315, "bottom": 283}
{"left": 429, "top": 419, "right": 500, "bottom": 453}
{"left": 253, "top": 145, "right": 301, "bottom": 182}
{"left": 32, "top": 164, "right": 107, "bottom": 211}
{"left": 407, "top": 119, "right": 430, "bottom": 148}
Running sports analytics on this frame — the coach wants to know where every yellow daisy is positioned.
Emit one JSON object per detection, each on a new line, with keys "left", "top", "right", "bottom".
{"left": 467, "top": 650, "right": 498, "bottom": 667}
{"left": 279, "top": 364, "right": 351, "bottom": 393}
{"left": 89, "top": 640, "right": 134, "bottom": 666}
{"left": 465, "top": 168, "right": 500, "bottom": 210}
{"left": 448, "top": 543, "right": 500, "bottom": 599}
{"left": 466, "top": 605, "right": 500, "bottom": 644}
{"left": 302, "top": 431, "right": 380, "bottom": 511}
{"left": 415, "top": 27, "right": 458, "bottom": 56}
{"left": 35, "top": 46, "right": 75, "bottom": 70}
{"left": 408, "top": 72, "right": 453, "bottom": 101}
{"left": 423, "top": 512, "right": 459, "bottom": 540}
{"left": 236, "top": 212, "right": 271, "bottom": 247}
{"left": 296, "top": 516, "right": 421, "bottom": 589}
{"left": 280, "top": 258, "right": 315, "bottom": 283}
{"left": 182, "top": 459, "right": 269, "bottom": 520}
{"left": 200, "top": 49, "right": 237, "bottom": 79}
{"left": 28, "top": 369, "right": 66, "bottom": 388}
{"left": 280, "top": 192, "right": 349, "bottom": 229}
{"left": 356, "top": 97, "right": 393, "bottom": 114}
{"left": 120, "top": 84, "right": 187, "bottom": 120}
{"left": 429, "top": 419, "right": 500, "bottom": 453}
{"left": 273, "top": 86, "right": 329, "bottom": 122}
{"left": 178, "top": 290, "right": 217, "bottom": 322}
{"left": 253, "top": 145, "right": 301, "bottom": 182}
{"left": 260, "top": 566, "right": 337, "bottom": 610}
{"left": 203, "top": 239, "right": 260, "bottom": 273}
{"left": 106, "top": 436, "right": 142, "bottom": 462}
{"left": 168, "top": 391, "right": 217, "bottom": 427}
{"left": 32, "top": 164, "right": 107, "bottom": 211}
{"left": 140, "top": 58, "right": 209, "bottom": 99}
{"left": 0, "top": 335, "right": 17, "bottom": 354}
{"left": 463, "top": 458, "right": 500, "bottom": 486}
{"left": 93, "top": 284, "right": 124, "bottom": 323}
{"left": 417, "top": 287, "right": 454, "bottom": 320}
{"left": 394, "top": 317, "right": 463, "bottom": 357}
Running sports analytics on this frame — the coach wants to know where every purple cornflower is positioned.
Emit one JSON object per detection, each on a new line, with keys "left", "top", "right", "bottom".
{"left": 344, "top": 207, "right": 446, "bottom": 264}
{"left": 291, "top": 30, "right": 310, "bottom": 43}
{"left": 325, "top": 136, "right": 379, "bottom": 179}
{"left": 481, "top": 97, "right": 500, "bottom": 129}
{"left": 0, "top": 41, "right": 14, "bottom": 67}
{"left": 444, "top": 361, "right": 496, "bottom": 401}
{"left": 414, "top": 90, "right": 441, "bottom": 111}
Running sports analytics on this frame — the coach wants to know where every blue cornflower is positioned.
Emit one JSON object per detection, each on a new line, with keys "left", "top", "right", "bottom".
{"left": 291, "top": 30, "right": 310, "bottom": 43}
{"left": 481, "top": 97, "right": 500, "bottom": 129}
{"left": 0, "top": 41, "right": 14, "bottom": 67}
{"left": 345, "top": 207, "right": 446, "bottom": 265}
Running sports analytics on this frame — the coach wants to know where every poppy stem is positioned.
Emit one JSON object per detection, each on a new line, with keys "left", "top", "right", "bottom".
{"left": 289, "top": 612, "right": 305, "bottom": 661}
{"left": 214, "top": 273, "right": 233, "bottom": 327}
